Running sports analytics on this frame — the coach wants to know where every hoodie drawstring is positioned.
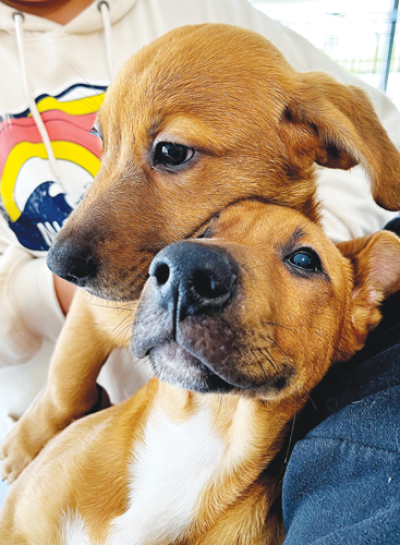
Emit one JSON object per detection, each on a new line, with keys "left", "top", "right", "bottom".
{"left": 12, "top": 3, "right": 114, "bottom": 192}
{"left": 98, "top": 1, "right": 114, "bottom": 81}
{"left": 13, "top": 11, "right": 63, "bottom": 187}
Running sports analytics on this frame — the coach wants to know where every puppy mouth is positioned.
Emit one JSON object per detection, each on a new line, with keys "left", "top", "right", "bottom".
{"left": 148, "top": 341, "right": 234, "bottom": 393}
{"left": 131, "top": 295, "right": 252, "bottom": 393}
{"left": 133, "top": 305, "right": 293, "bottom": 395}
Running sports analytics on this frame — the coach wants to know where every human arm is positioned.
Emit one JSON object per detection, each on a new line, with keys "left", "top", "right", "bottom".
{"left": 0, "top": 287, "right": 131, "bottom": 483}
{"left": 0, "top": 237, "right": 65, "bottom": 367}
{"left": 53, "top": 273, "right": 76, "bottom": 316}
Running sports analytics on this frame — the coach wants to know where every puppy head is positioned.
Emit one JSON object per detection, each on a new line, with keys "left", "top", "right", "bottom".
{"left": 47, "top": 24, "right": 400, "bottom": 302}
{"left": 132, "top": 200, "right": 400, "bottom": 402}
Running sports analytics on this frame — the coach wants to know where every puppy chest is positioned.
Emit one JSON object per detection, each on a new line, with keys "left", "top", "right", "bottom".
{"left": 108, "top": 406, "right": 225, "bottom": 544}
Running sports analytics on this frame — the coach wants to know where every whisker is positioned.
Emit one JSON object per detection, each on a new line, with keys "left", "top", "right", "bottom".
{"left": 254, "top": 347, "right": 278, "bottom": 373}
{"left": 108, "top": 319, "right": 133, "bottom": 347}
{"left": 113, "top": 311, "right": 134, "bottom": 333}
{"left": 253, "top": 350, "right": 272, "bottom": 380}
{"left": 334, "top": 347, "right": 350, "bottom": 356}
{"left": 259, "top": 334, "right": 292, "bottom": 360}
{"left": 120, "top": 324, "right": 133, "bottom": 349}
{"left": 298, "top": 383, "right": 319, "bottom": 413}
{"left": 88, "top": 299, "right": 138, "bottom": 316}
{"left": 261, "top": 349, "right": 278, "bottom": 372}
{"left": 261, "top": 321, "right": 293, "bottom": 331}
{"left": 258, "top": 358, "right": 270, "bottom": 383}
{"left": 264, "top": 347, "right": 280, "bottom": 370}
{"left": 307, "top": 393, "right": 318, "bottom": 413}
{"left": 284, "top": 408, "right": 296, "bottom": 464}
{"left": 88, "top": 301, "right": 116, "bottom": 309}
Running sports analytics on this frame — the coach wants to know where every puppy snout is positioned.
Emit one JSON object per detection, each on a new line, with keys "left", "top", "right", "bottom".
{"left": 149, "top": 241, "right": 238, "bottom": 321}
{"left": 47, "top": 240, "right": 98, "bottom": 288}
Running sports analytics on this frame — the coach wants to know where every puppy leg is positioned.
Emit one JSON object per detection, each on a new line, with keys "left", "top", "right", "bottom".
{"left": 0, "top": 289, "right": 133, "bottom": 483}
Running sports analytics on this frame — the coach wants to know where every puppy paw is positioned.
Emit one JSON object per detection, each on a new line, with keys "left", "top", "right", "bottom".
{"left": 0, "top": 424, "right": 42, "bottom": 484}
{"left": 0, "top": 385, "right": 111, "bottom": 484}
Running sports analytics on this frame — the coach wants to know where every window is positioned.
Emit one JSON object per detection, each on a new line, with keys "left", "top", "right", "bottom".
{"left": 251, "top": 0, "right": 400, "bottom": 110}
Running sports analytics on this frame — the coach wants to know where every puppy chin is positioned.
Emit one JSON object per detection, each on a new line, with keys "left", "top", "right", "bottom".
{"left": 149, "top": 342, "right": 233, "bottom": 394}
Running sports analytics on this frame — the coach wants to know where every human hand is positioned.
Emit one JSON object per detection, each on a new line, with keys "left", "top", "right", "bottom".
{"left": 53, "top": 274, "right": 76, "bottom": 315}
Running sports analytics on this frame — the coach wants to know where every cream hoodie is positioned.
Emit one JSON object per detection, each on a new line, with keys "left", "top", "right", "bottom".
{"left": 0, "top": 0, "right": 399, "bottom": 440}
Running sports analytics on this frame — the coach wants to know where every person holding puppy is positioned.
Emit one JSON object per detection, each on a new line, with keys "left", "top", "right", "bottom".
{"left": 0, "top": 0, "right": 399, "bottom": 541}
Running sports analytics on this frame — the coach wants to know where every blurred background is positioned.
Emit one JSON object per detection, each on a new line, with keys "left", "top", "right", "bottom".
{"left": 250, "top": 0, "right": 400, "bottom": 110}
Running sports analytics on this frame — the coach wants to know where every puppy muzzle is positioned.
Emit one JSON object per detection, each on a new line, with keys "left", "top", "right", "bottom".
{"left": 132, "top": 241, "right": 242, "bottom": 392}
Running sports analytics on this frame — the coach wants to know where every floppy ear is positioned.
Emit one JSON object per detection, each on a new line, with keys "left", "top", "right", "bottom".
{"left": 278, "top": 71, "right": 400, "bottom": 210}
{"left": 337, "top": 230, "right": 400, "bottom": 352}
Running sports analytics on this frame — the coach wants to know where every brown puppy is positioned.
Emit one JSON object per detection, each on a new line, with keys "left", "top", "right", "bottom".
{"left": 1, "top": 200, "right": 400, "bottom": 544}
{"left": 2, "top": 23, "right": 400, "bottom": 483}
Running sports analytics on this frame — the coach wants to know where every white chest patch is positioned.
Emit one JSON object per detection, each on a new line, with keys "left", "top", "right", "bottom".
{"left": 60, "top": 510, "right": 89, "bottom": 545}
{"left": 107, "top": 404, "right": 224, "bottom": 545}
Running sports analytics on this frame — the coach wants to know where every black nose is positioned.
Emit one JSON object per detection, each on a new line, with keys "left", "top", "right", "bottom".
{"left": 149, "top": 241, "right": 238, "bottom": 321}
{"left": 47, "top": 240, "right": 98, "bottom": 288}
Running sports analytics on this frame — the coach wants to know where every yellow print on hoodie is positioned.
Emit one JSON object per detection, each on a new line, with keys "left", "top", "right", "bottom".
{"left": 0, "top": 83, "right": 106, "bottom": 251}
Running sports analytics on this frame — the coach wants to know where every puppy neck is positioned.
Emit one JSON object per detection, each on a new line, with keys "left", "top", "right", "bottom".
{"left": 142, "top": 379, "right": 299, "bottom": 541}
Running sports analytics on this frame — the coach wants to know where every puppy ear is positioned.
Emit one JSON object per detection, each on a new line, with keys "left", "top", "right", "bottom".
{"left": 278, "top": 71, "right": 400, "bottom": 210}
{"left": 337, "top": 231, "right": 400, "bottom": 352}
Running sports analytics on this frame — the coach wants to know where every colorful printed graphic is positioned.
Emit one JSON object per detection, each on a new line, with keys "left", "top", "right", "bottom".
{"left": 0, "top": 84, "right": 106, "bottom": 251}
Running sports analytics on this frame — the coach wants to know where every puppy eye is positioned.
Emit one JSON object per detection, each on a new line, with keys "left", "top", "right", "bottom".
{"left": 287, "top": 249, "right": 322, "bottom": 273}
{"left": 196, "top": 226, "right": 213, "bottom": 239}
{"left": 153, "top": 142, "right": 194, "bottom": 168}
{"left": 93, "top": 120, "right": 104, "bottom": 142}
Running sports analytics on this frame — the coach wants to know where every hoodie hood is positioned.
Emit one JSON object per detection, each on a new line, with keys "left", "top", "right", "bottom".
{"left": 0, "top": 0, "right": 139, "bottom": 34}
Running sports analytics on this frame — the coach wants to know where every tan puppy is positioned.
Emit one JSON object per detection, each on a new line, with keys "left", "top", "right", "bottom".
{"left": 1, "top": 200, "right": 400, "bottom": 544}
{"left": 2, "top": 23, "right": 400, "bottom": 484}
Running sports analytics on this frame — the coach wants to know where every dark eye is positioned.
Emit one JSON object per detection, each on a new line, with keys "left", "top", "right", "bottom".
{"left": 93, "top": 120, "right": 104, "bottom": 142}
{"left": 196, "top": 226, "right": 213, "bottom": 239}
{"left": 287, "top": 249, "right": 322, "bottom": 272}
{"left": 154, "top": 142, "right": 194, "bottom": 168}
